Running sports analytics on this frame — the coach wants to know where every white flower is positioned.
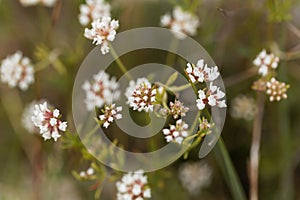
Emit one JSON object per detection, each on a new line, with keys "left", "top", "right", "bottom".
{"left": 79, "top": 166, "right": 95, "bottom": 178}
{"left": 0, "top": 51, "right": 34, "bottom": 90}
{"left": 266, "top": 77, "right": 289, "bottom": 102}
{"left": 22, "top": 101, "right": 38, "bottom": 133}
{"left": 82, "top": 70, "right": 120, "bottom": 111}
{"left": 160, "top": 99, "right": 189, "bottom": 119}
{"left": 19, "top": 0, "right": 57, "bottom": 7}
{"left": 78, "top": 0, "right": 111, "bottom": 26}
{"left": 163, "top": 119, "right": 189, "bottom": 144}
{"left": 160, "top": 6, "right": 199, "bottom": 39}
{"left": 231, "top": 95, "right": 257, "bottom": 120}
{"left": 253, "top": 49, "right": 279, "bottom": 76}
{"left": 196, "top": 82, "right": 226, "bottom": 110}
{"left": 186, "top": 59, "right": 220, "bottom": 83}
{"left": 116, "top": 170, "right": 151, "bottom": 200}
{"left": 179, "top": 161, "right": 212, "bottom": 196}
{"left": 31, "top": 102, "right": 67, "bottom": 141}
{"left": 125, "top": 78, "right": 156, "bottom": 112}
{"left": 84, "top": 17, "right": 119, "bottom": 54}
{"left": 99, "top": 104, "right": 122, "bottom": 128}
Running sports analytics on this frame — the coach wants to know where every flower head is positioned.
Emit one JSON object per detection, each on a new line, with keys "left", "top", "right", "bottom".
{"left": 0, "top": 51, "right": 34, "bottom": 90}
{"left": 160, "top": 6, "right": 199, "bottom": 39}
{"left": 31, "top": 102, "right": 67, "bottom": 141}
{"left": 125, "top": 78, "right": 157, "bottom": 112}
{"left": 99, "top": 104, "right": 122, "bottom": 128}
{"left": 185, "top": 59, "right": 220, "bottom": 83}
{"left": 19, "top": 0, "right": 57, "bottom": 7}
{"left": 78, "top": 0, "right": 111, "bottom": 26}
{"left": 160, "top": 99, "right": 189, "bottom": 119}
{"left": 22, "top": 100, "right": 46, "bottom": 133}
{"left": 196, "top": 82, "right": 226, "bottom": 110}
{"left": 231, "top": 95, "right": 257, "bottom": 120}
{"left": 179, "top": 161, "right": 212, "bottom": 196}
{"left": 116, "top": 170, "right": 151, "bottom": 200}
{"left": 82, "top": 70, "right": 120, "bottom": 111}
{"left": 84, "top": 17, "right": 119, "bottom": 54}
{"left": 266, "top": 77, "right": 289, "bottom": 102}
{"left": 163, "top": 119, "right": 189, "bottom": 144}
{"left": 253, "top": 49, "right": 279, "bottom": 76}
{"left": 199, "top": 117, "right": 213, "bottom": 135}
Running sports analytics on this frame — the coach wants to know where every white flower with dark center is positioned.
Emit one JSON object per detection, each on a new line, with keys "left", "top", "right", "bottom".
{"left": 125, "top": 78, "right": 157, "bottom": 112}
{"left": 0, "top": 51, "right": 34, "bottom": 90}
{"left": 186, "top": 59, "right": 220, "bottom": 83}
{"left": 31, "top": 102, "right": 67, "bottom": 141}
{"left": 82, "top": 70, "right": 120, "bottom": 111}
{"left": 266, "top": 77, "right": 289, "bottom": 102}
{"left": 84, "top": 17, "right": 119, "bottom": 54}
{"left": 253, "top": 49, "right": 279, "bottom": 76}
{"left": 160, "top": 6, "right": 199, "bottom": 39}
{"left": 163, "top": 119, "right": 189, "bottom": 144}
{"left": 78, "top": 0, "right": 111, "bottom": 26}
{"left": 116, "top": 170, "right": 151, "bottom": 200}
{"left": 231, "top": 95, "right": 257, "bottom": 120}
{"left": 19, "top": 0, "right": 57, "bottom": 7}
{"left": 99, "top": 104, "right": 122, "bottom": 128}
{"left": 196, "top": 82, "right": 226, "bottom": 110}
{"left": 179, "top": 161, "right": 212, "bottom": 196}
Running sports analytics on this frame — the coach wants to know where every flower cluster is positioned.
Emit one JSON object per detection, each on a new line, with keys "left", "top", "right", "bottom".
{"left": 79, "top": 0, "right": 111, "bottom": 26}
{"left": 179, "top": 161, "right": 212, "bottom": 196}
{"left": 196, "top": 83, "right": 226, "bottom": 110}
{"left": 125, "top": 78, "right": 157, "bottom": 112}
{"left": 82, "top": 70, "right": 120, "bottom": 111}
{"left": 253, "top": 49, "right": 279, "bottom": 76}
{"left": 266, "top": 77, "right": 289, "bottom": 102}
{"left": 160, "top": 99, "right": 189, "bottom": 119}
{"left": 116, "top": 170, "right": 151, "bottom": 200}
{"left": 99, "top": 104, "right": 122, "bottom": 128}
{"left": 199, "top": 117, "right": 212, "bottom": 134}
{"left": 231, "top": 95, "right": 257, "bottom": 120}
{"left": 186, "top": 59, "right": 220, "bottom": 83}
{"left": 163, "top": 119, "right": 189, "bottom": 144}
{"left": 31, "top": 102, "right": 67, "bottom": 141}
{"left": 0, "top": 51, "right": 34, "bottom": 91}
{"left": 84, "top": 17, "right": 119, "bottom": 54}
{"left": 19, "top": 0, "right": 57, "bottom": 7}
{"left": 22, "top": 100, "right": 46, "bottom": 133}
{"left": 160, "top": 6, "right": 200, "bottom": 39}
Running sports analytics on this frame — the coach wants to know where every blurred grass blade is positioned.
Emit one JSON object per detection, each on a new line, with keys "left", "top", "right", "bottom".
{"left": 214, "top": 137, "right": 247, "bottom": 200}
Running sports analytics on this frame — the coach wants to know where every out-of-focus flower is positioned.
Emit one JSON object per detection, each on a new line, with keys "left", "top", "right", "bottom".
{"left": 178, "top": 161, "right": 212, "bottom": 196}
{"left": 19, "top": 0, "right": 57, "bottom": 7}
{"left": 84, "top": 17, "right": 119, "bottom": 54}
{"left": 116, "top": 170, "right": 151, "bottom": 200}
{"left": 196, "top": 82, "right": 226, "bottom": 110}
{"left": 163, "top": 119, "right": 189, "bottom": 144}
{"left": 125, "top": 78, "right": 157, "bottom": 112}
{"left": 82, "top": 70, "right": 120, "bottom": 111}
{"left": 266, "top": 77, "right": 289, "bottom": 102}
{"left": 231, "top": 95, "right": 257, "bottom": 120}
{"left": 78, "top": 0, "right": 111, "bottom": 26}
{"left": 160, "top": 99, "right": 189, "bottom": 119}
{"left": 160, "top": 6, "right": 199, "bottom": 39}
{"left": 31, "top": 102, "right": 67, "bottom": 141}
{"left": 99, "top": 104, "right": 122, "bottom": 128}
{"left": 0, "top": 51, "right": 34, "bottom": 90}
{"left": 253, "top": 49, "right": 279, "bottom": 76}
{"left": 79, "top": 167, "right": 95, "bottom": 178}
{"left": 252, "top": 78, "right": 267, "bottom": 91}
{"left": 186, "top": 59, "right": 219, "bottom": 83}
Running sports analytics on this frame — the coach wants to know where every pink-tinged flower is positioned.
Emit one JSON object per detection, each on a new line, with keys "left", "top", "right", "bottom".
{"left": 266, "top": 77, "right": 289, "bottom": 102}
{"left": 82, "top": 70, "right": 120, "bottom": 111}
{"left": 78, "top": 0, "right": 111, "bottom": 26}
{"left": 163, "top": 119, "right": 189, "bottom": 144}
{"left": 99, "top": 104, "right": 122, "bottom": 128}
{"left": 19, "top": 0, "right": 57, "bottom": 7}
{"left": 160, "top": 6, "right": 199, "bottom": 39}
{"left": 0, "top": 51, "right": 34, "bottom": 91}
{"left": 125, "top": 78, "right": 157, "bottom": 112}
{"left": 185, "top": 59, "right": 220, "bottom": 83}
{"left": 116, "top": 170, "right": 151, "bottom": 200}
{"left": 253, "top": 49, "right": 279, "bottom": 76}
{"left": 31, "top": 102, "right": 67, "bottom": 141}
{"left": 160, "top": 99, "right": 189, "bottom": 119}
{"left": 196, "top": 82, "right": 226, "bottom": 110}
{"left": 84, "top": 17, "right": 119, "bottom": 54}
